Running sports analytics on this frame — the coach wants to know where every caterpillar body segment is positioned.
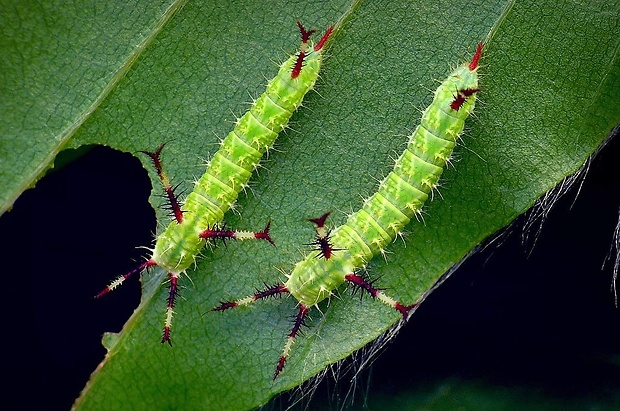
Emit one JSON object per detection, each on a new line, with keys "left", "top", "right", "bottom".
{"left": 96, "top": 23, "right": 334, "bottom": 345}
{"left": 214, "top": 44, "right": 483, "bottom": 378}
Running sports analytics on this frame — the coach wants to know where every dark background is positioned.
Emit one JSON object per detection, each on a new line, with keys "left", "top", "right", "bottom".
{"left": 3, "top": 131, "right": 620, "bottom": 410}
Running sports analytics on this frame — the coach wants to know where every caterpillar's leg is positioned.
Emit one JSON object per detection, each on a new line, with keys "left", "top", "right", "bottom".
{"left": 274, "top": 304, "right": 309, "bottom": 379}
{"left": 140, "top": 143, "right": 184, "bottom": 224}
{"left": 212, "top": 283, "right": 297, "bottom": 378}
{"left": 211, "top": 283, "right": 289, "bottom": 311}
{"left": 161, "top": 272, "right": 180, "bottom": 345}
{"left": 94, "top": 260, "right": 157, "bottom": 298}
{"left": 199, "top": 220, "right": 275, "bottom": 246}
{"left": 95, "top": 260, "right": 179, "bottom": 345}
{"left": 345, "top": 273, "right": 415, "bottom": 318}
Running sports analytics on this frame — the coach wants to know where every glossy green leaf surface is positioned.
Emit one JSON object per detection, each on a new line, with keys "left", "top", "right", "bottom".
{"left": 2, "top": 0, "right": 618, "bottom": 410}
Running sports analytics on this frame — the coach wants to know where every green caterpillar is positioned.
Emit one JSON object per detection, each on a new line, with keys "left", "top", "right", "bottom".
{"left": 214, "top": 43, "right": 484, "bottom": 378}
{"left": 96, "top": 22, "right": 334, "bottom": 345}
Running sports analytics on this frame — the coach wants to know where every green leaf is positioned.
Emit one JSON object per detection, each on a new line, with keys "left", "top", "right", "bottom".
{"left": 0, "top": 0, "right": 187, "bottom": 214}
{"left": 2, "top": 0, "right": 618, "bottom": 410}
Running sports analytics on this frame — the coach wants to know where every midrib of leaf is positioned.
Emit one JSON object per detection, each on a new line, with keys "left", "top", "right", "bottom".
{"left": 1, "top": 0, "right": 188, "bottom": 216}
{"left": 485, "top": 0, "right": 516, "bottom": 43}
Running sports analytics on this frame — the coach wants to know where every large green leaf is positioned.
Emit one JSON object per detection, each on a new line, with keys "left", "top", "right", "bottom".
{"left": 2, "top": 0, "right": 618, "bottom": 410}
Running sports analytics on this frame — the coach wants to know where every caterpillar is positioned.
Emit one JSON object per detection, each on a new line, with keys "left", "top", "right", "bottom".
{"left": 214, "top": 43, "right": 484, "bottom": 379}
{"left": 96, "top": 22, "right": 334, "bottom": 345}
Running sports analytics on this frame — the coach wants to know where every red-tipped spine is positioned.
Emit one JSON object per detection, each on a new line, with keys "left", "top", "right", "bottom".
{"left": 308, "top": 211, "right": 331, "bottom": 228}
{"left": 161, "top": 273, "right": 179, "bottom": 346}
{"left": 450, "top": 87, "right": 481, "bottom": 111}
{"left": 394, "top": 302, "right": 416, "bottom": 317}
{"left": 469, "top": 42, "right": 484, "bottom": 71}
{"left": 254, "top": 221, "right": 275, "bottom": 246}
{"left": 449, "top": 44, "right": 484, "bottom": 111}
{"left": 95, "top": 260, "right": 157, "bottom": 298}
{"left": 291, "top": 24, "right": 334, "bottom": 78}
{"left": 274, "top": 304, "right": 309, "bottom": 379}
{"left": 291, "top": 22, "right": 315, "bottom": 79}
{"left": 211, "top": 301, "right": 238, "bottom": 311}
{"left": 314, "top": 26, "right": 334, "bottom": 51}
{"left": 253, "top": 284, "right": 288, "bottom": 300}
{"left": 345, "top": 273, "right": 380, "bottom": 298}
{"left": 345, "top": 273, "right": 415, "bottom": 319}
{"left": 296, "top": 21, "right": 316, "bottom": 44}
{"left": 211, "top": 283, "right": 289, "bottom": 312}
{"left": 140, "top": 144, "right": 184, "bottom": 224}
{"left": 199, "top": 221, "right": 274, "bottom": 246}
{"left": 308, "top": 212, "right": 338, "bottom": 259}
